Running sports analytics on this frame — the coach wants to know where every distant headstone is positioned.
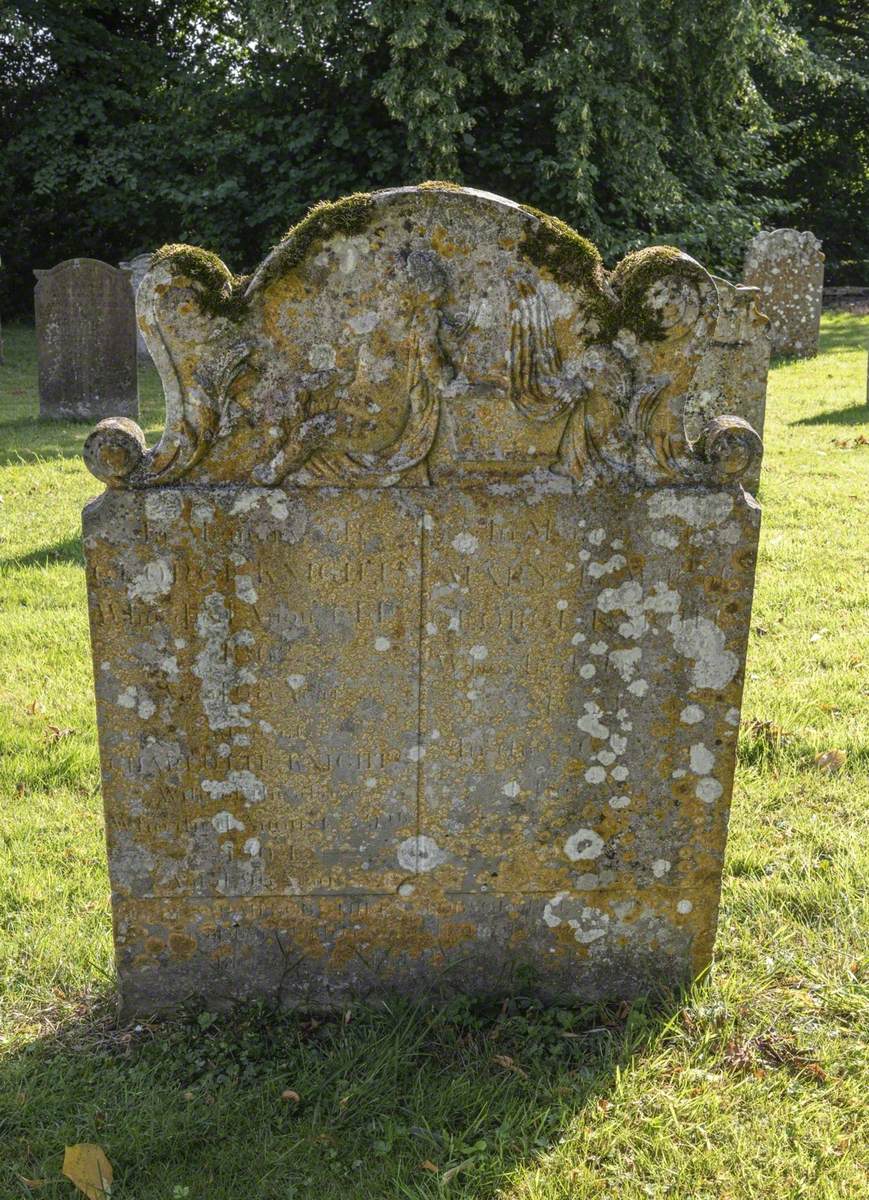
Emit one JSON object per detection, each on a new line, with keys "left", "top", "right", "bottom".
{"left": 119, "top": 253, "right": 154, "bottom": 361}
{"left": 35, "top": 258, "right": 138, "bottom": 421}
{"left": 82, "top": 186, "right": 763, "bottom": 1015}
{"left": 743, "top": 229, "right": 824, "bottom": 358}
{"left": 686, "top": 277, "right": 771, "bottom": 491}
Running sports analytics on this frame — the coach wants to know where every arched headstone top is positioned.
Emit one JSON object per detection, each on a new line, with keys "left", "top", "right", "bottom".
{"left": 84, "top": 185, "right": 760, "bottom": 490}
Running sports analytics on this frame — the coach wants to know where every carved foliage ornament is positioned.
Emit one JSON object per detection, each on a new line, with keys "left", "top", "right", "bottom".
{"left": 83, "top": 186, "right": 762, "bottom": 490}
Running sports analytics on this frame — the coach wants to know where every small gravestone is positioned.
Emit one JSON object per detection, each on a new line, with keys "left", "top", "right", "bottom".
{"left": 743, "top": 229, "right": 824, "bottom": 358}
{"left": 35, "top": 258, "right": 138, "bottom": 421}
{"left": 82, "top": 186, "right": 763, "bottom": 1014}
{"left": 686, "top": 277, "right": 770, "bottom": 491}
{"left": 119, "top": 253, "right": 154, "bottom": 361}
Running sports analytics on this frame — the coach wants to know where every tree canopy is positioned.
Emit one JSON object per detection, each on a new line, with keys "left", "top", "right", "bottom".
{"left": 0, "top": 0, "right": 866, "bottom": 313}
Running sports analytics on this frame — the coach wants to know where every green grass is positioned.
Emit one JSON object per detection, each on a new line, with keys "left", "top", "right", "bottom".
{"left": 1, "top": 316, "right": 867, "bottom": 1198}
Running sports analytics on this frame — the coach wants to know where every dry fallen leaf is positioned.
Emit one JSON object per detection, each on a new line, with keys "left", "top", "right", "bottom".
{"left": 492, "top": 1054, "right": 527, "bottom": 1078}
{"left": 281, "top": 1089, "right": 300, "bottom": 1103}
{"left": 815, "top": 749, "right": 846, "bottom": 773}
{"left": 62, "top": 1144, "right": 113, "bottom": 1199}
{"left": 17, "top": 1179, "right": 46, "bottom": 1191}
{"left": 420, "top": 1160, "right": 439, "bottom": 1173}
{"left": 441, "top": 1158, "right": 475, "bottom": 1184}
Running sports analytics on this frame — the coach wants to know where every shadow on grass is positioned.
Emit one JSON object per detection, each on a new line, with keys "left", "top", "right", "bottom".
{"left": 0, "top": 533, "right": 84, "bottom": 570}
{"left": 817, "top": 313, "right": 869, "bottom": 355}
{"left": 790, "top": 402, "right": 869, "bottom": 428}
{"left": 0, "top": 988, "right": 682, "bottom": 1200}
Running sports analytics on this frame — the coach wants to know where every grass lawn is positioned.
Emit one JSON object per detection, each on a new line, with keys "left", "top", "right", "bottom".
{"left": 0, "top": 315, "right": 867, "bottom": 1198}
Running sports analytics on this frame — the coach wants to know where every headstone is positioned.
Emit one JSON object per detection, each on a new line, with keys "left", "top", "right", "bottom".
{"left": 119, "top": 253, "right": 154, "bottom": 361}
{"left": 686, "top": 276, "right": 770, "bottom": 491}
{"left": 742, "top": 229, "right": 824, "bottom": 358}
{"left": 82, "top": 186, "right": 763, "bottom": 1015}
{"left": 35, "top": 258, "right": 138, "bottom": 421}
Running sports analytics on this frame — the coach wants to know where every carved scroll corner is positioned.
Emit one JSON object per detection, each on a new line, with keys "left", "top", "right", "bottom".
{"left": 694, "top": 415, "right": 763, "bottom": 485}
{"left": 83, "top": 417, "right": 147, "bottom": 487}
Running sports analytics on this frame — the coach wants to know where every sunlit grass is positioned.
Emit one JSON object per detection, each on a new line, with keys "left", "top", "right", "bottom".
{"left": 0, "top": 316, "right": 867, "bottom": 1198}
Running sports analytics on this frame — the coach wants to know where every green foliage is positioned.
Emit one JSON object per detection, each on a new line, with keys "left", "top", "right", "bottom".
{"left": 0, "top": 1, "right": 866, "bottom": 315}
{"left": 757, "top": 0, "right": 869, "bottom": 283}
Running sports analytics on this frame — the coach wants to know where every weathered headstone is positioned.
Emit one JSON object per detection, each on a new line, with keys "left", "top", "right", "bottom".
{"left": 743, "top": 229, "right": 824, "bottom": 358}
{"left": 119, "top": 253, "right": 154, "bottom": 361}
{"left": 35, "top": 258, "right": 138, "bottom": 421}
{"left": 686, "top": 277, "right": 770, "bottom": 491}
{"left": 82, "top": 186, "right": 763, "bottom": 1014}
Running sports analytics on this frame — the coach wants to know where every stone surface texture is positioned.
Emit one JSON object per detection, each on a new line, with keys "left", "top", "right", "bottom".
{"left": 36, "top": 258, "right": 138, "bottom": 421}
{"left": 743, "top": 229, "right": 824, "bottom": 358}
{"left": 82, "top": 186, "right": 763, "bottom": 1014}
{"left": 119, "top": 253, "right": 154, "bottom": 361}
{"left": 686, "top": 276, "right": 770, "bottom": 491}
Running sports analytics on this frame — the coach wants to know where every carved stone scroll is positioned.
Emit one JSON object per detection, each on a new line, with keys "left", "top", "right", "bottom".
{"left": 82, "top": 186, "right": 764, "bottom": 1014}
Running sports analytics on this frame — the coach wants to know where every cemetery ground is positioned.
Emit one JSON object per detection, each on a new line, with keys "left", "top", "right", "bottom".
{"left": 0, "top": 316, "right": 867, "bottom": 1199}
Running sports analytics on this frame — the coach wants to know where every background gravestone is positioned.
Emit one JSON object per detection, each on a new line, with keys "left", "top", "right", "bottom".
{"left": 35, "top": 258, "right": 138, "bottom": 421}
{"left": 81, "top": 186, "right": 763, "bottom": 1015}
{"left": 686, "top": 277, "right": 771, "bottom": 491}
{"left": 119, "top": 252, "right": 154, "bottom": 361}
{"left": 743, "top": 229, "right": 824, "bottom": 358}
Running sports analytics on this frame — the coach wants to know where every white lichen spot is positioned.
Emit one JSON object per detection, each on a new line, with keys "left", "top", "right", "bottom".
{"left": 584, "top": 766, "right": 606, "bottom": 784}
{"left": 243, "top": 837, "right": 261, "bottom": 856}
{"left": 397, "top": 835, "right": 447, "bottom": 873}
{"left": 266, "top": 492, "right": 289, "bottom": 520}
{"left": 308, "top": 342, "right": 336, "bottom": 370}
{"left": 571, "top": 632, "right": 586, "bottom": 646}
{"left": 451, "top": 532, "right": 479, "bottom": 555}
{"left": 230, "top": 491, "right": 261, "bottom": 515}
{"left": 128, "top": 559, "right": 173, "bottom": 604}
{"left": 595, "top": 750, "right": 616, "bottom": 766}
{"left": 448, "top": 615, "right": 461, "bottom": 632}
{"left": 725, "top": 707, "right": 741, "bottom": 726}
{"left": 374, "top": 636, "right": 391, "bottom": 652}
{"left": 681, "top": 704, "right": 705, "bottom": 725}
{"left": 647, "top": 490, "right": 733, "bottom": 527}
{"left": 144, "top": 492, "right": 183, "bottom": 524}
{"left": 543, "top": 892, "right": 568, "bottom": 927}
{"left": 610, "top": 734, "right": 627, "bottom": 755}
{"left": 287, "top": 674, "right": 306, "bottom": 690}
{"left": 690, "top": 743, "right": 716, "bottom": 775}
{"left": 565, "top": 828, "right": 604, "bottom": 861}
{"left": 425, "top": 622, "right": 438, "bottom": 636}
{"left": 235, "top": 575, "right": 258, "bottom": 605}
{"left": 211, "top": 811, "right": 245, "bottom": 834}
{"left": 137, "top": 696, "right": 156, "bottom": 720}
{"left": 398, "top": 883, "right": 415, "bottom": 897}
{"left": 407, "top": 744, "right": 425, "bottom": 762}
{"left": 677, "top": 899, "right": 694, "bottom": 914}
{"left": 577, "top": 703, "right": 609, "bottom": 739}
{"left": 580, "top": 663, "right": 596, "bottom": 679}
{"left": 117, "top": 686, "right": 137, "bottom": 709}
{"left": 610, "top": 647, "right": 642, "bottom": 682}
{"left": 652, "top": 859, "right": 671, "bottom": 877}
{"left": 652, "top": 529, "right": 679, "bottom": 550}
{"left": 590, "top": 641, "right": 608, "bottom": 656}
{"left": 670, "top": 616, "right": 738, "bottom": 689}
{"left": 502, "top": 780, "right": 521, "bottom": 798}
{"left": 588, "top": 554, "right": 626, "bottom": 579}
{"left": 556, "top": 598, "right": 569, "bottom": 610}
{"left": 469, "top": 644, "right": 489, "bottom": 662}
{"left": 611, "top": 765, "right": 629, "bottom": 781}
{"left": 202, "top": 770, "right": 266, "bottom": 805}
{"left": 628, "top": 679, "right": 649, "bottom": 697}
{"left": 696, "top": 777, "right": 723, "bottom": 803}
{"left": 588, "top": 528, "right": 606, "bottom": 545}
{"left": 348, "top": 310, "right": 379, "bottom": 335}
{"left": 609, "top": 795, "right": 631, "bottom": 809}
